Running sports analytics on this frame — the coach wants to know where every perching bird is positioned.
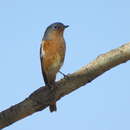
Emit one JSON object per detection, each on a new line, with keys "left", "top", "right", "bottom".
{"left": 40, "top": 22, "right": 69, "bottom": 112}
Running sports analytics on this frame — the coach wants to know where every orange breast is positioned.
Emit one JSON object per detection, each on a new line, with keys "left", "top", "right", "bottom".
{"left": 42, "top": 39, "right": 66, "bottom": 72}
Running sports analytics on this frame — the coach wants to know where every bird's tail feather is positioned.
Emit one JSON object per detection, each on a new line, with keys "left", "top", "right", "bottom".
{"left": 49, "top": 102, "right": 57, "bottom": 112}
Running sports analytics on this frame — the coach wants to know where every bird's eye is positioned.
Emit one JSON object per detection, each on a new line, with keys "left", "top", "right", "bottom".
{"left": 54, "top": 26, "right": 58, "bottom": 29}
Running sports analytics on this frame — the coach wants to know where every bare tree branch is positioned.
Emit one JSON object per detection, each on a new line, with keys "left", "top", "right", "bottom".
{"left": 0, "top": 42, "right": 130, "bottom": 129}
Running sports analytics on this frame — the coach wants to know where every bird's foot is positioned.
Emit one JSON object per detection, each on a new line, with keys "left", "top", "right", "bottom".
{"left": 58, "top": 71, "right": 70, "bottom": 79}
{"left": 47, "top": 82, "right": 57, "bottom": 91}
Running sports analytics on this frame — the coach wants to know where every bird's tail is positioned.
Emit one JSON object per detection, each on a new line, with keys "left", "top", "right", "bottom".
{"left": 49, "top": 102, "right": 57, "bottom": 112}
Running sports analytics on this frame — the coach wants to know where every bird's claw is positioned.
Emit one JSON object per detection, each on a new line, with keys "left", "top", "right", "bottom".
{"left": 59, "top": 71, "right": 70, "bottom": 79}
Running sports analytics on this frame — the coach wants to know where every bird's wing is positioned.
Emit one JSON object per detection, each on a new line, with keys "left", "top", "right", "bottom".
{"left": 40, "top": 41, "right": 49, "bottom": 85}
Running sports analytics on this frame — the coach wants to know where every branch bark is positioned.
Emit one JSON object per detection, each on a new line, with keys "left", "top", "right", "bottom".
{"left": 0, "top": 42, "right": 130, "bottom": 129}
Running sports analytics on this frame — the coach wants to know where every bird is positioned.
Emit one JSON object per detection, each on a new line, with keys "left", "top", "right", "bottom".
{"left": 40, "top": 22, "right": 69, "bottom": 112}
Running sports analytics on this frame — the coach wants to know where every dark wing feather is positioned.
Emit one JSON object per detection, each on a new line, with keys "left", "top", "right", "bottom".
{"left": 40, "top": 44, "right": 49, "bottom": 86}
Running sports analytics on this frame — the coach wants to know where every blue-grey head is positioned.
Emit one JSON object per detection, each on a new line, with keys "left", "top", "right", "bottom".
{"left": 43, "top": 22, "right": 69, "bottom": 40}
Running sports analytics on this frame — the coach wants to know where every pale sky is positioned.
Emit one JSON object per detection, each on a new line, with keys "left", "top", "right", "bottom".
{"left": 0, "top": 0, "right": 130, "bottom": 130}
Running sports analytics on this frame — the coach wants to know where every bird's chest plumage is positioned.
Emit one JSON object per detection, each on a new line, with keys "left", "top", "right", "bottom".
{"left": 42, "top": 38, "right": 66, "bottom": 72}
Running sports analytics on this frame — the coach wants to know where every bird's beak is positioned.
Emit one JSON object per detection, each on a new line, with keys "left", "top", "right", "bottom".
{"left": 64, "top": 25, "right": 69, "bottom": 28}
